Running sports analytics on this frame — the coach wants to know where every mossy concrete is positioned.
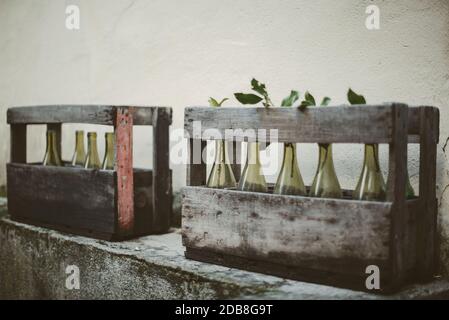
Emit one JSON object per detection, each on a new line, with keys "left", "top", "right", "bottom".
{"left": 0, "top": 203, "right": 449, "bottom": 299}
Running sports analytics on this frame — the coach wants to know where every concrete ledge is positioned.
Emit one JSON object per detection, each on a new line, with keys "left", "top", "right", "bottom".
{"left": 1, "top": 210, "right": 449, "bottom": 299}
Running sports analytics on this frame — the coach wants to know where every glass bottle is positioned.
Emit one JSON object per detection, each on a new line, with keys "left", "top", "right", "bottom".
{"left": 238, "top": 142, "right": 267, "bottom": 193}
{"left": 310, "top": 143, "right": 342, "bottom": 198}
{"left": 71, "top": 130, "right": 86, "bottom": 167}
{"left": 43, "top": 130, "right": 62, "bottom": 166}
{"left": 102, "top": 132, "right": 115, "bottom": 170}
{"left": 84, "top": 132, "right": 101, "bottom": 169}
{"left": 207, "top": 140, "right": 237, "bottom": 188}
{"left": 405, "top": 172, "right": 415, "bottom": 199}
{"left": 353, "top": 144, "right": 386, "bottom": 201}
{"left": 274, "top": 143, "right": 306, "bottom": 195}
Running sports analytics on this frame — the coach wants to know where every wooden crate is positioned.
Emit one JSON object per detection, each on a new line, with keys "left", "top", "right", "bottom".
{"left": 182, "top": 103, "right": 439, "bottom": 292}
{"left": 7, "top": 105, "right": 172, "bottom": 241}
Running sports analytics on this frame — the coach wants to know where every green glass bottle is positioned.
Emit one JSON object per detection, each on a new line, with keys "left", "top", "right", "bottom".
{"left": 43, "top": 130, "right": 62, "bottom": 166}
{"left": 207, "top": 140, "right": 237, "bottom": 189}
{"left": 84, "top": 132, "right": 101, "bottom": 169}
{"left": 71, "top": 130, "right": 86, "bottom": 167}
{"left": 102, "top": 132, "right": 115, "bottom": 170}
{"left": 274, "top": 143, "right": 306, "bottom": 195}
{"left": 310, "top": 143, "right": 342, "bottom": 198}
{"left": 238, "top": 142, "right": 267, "bottom": 193}
{"left": 353, "top": 144, "right": 386, "bottom": 201}
{"left": 405, "top": 172, "right": 415, "bottom": 199}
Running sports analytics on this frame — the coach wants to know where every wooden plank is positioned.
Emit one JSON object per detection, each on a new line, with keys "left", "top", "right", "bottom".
{"left": 10, "top": 124, "right": 26, "bottom": 163}
{"left": 152, "top": 107, "right": 172, "bottom": 233}
{"left": 186, "top": 139, "right": 207, "bottom": 186}
{"left": 114, "top": 107, "right": 134, "bottom": 236}
{"left": 417, "top": 106, "right": 439, "bottom": 279}
{"left": 185, "top": 105, "right": 397, "bottom": 143}
{"left": 7, "top": 163, "right": 116, "bottom": 234}
{"left": 133, "top": 169, "right": 154, "bottom": 236}
{"left": 185, "top": 248, "right": 393, "bottom": 293}
{"left": 386, "top": 103, "right": 408, "bottom": 288}
{"left": 182, "top": 186, "right": 392, "bottom": 273}
{"left": 7, "top": 105, "right": 169, "bottom": 126}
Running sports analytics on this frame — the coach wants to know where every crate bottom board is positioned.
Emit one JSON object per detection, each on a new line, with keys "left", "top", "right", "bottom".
{"left": 10, "top": 215, "right": 159, "bottom": 241}
{"left": 184, "top": 247, "right": 409, "bottom": 294}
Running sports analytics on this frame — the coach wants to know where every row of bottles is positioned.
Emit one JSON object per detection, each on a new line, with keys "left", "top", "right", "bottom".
{"left": 43, "top": 130, "right": 115, "bottom": 170}
{"left": 206, "top": 141, "right": 415, "bottom": 201}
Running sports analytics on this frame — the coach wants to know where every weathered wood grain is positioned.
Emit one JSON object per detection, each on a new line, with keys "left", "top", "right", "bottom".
{"left": 7, "top": 105, "right": 171, "bottom": 126}
{"left": 7, "top": 163, "right": 116, "bottom": 234}
{"left": 417, "top": 106, "right": 439, "bottom": 279}
{"left": 114, "top": 107, "right": 134, "bottom": 237}
{"left": 152, "top": 107, "right": 172, "bottom": 233}
{"left": 10, "top": 124, "right": 26, "bottom": 163}
{"left": 386, "top": 103, "right": 409, "bottom": 288}
{"left": 182, "top": 186, "right": 392, "bottom": 271}
{"left": 185, "top": 105, "right": 399, "bottom": 143}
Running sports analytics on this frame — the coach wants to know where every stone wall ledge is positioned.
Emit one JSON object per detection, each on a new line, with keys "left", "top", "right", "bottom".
{"left": 1, "top": 213, "right": 449, "bottom": 300}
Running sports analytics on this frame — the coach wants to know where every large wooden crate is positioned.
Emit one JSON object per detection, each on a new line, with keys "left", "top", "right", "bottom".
{"left": 182, "top": 103, "right": 439, "bottom": 292}
{"left": 7, "top": 105, "right": 172, "bottom": 241}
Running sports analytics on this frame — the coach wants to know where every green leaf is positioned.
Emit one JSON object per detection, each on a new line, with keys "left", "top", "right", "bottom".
{"left": 209, "top": 97, "right": 229, "bottom": 107}
{"left": 250, "top": 78, "right": 268, "bottom": 96}
{"left": 305, "top": 91, "right": 316, "bottom": 106}
{"left": 320, "top": 97, "right": 331, "bottom": 106}
{"left": 234, "top": 93, "right": 263, "bottom": 105}
{"left": 298, "top": 100, "right": 314, "bottom": 110}
{"left": 281, "top": 90, "right": 300, "bottom": 107}
{"left": 347, "top": 88, "right": 366, "bottom": 105}
{"left": 208, "top": 97, "right": 219, "bottom": 107}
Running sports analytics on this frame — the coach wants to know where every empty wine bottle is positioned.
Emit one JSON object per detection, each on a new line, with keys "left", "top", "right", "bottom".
{"left": 84, "top": 132, "right": 101, "bottom": 169}
{"left": 274, "top": 143, "right": 306, "bottom": 195}
{"left": 353, "top": 144, "right": 386, "bottom": 201}
{"left": 43, "top": 130, "right": 62, "bottom": 166}
{"left": 310, "top": 143, "right": 342, "bottom": 198}
{"left": 207, "top": 140, "right": 236, "bottom": 188}
{"left": 238, "top": 142, "right": 267, "bottom": 193}
{"left": 102, "top": 132, "right": 115, "bottom": 170}
{"left": 71, "top": 130, "right": 86, "bottom": 167}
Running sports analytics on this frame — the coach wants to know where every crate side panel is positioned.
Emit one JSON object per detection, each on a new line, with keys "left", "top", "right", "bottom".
{"left": 7, "top": 164, "right": 116, "bottom": 234}
{"left": 182, "top": 187, "right": 392, "bottom": 273}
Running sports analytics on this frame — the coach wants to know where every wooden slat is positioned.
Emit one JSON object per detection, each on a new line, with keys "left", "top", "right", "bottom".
{"left": 417, "top": 106, "right": 439, "bottom": 279}
{"left": 186, "top": 139, "right": 207, "bottom": 186}
{"left": 7, "top": 105, "right": 170, "bottom": 126}
{"left": 182, "top": 186, "right": 392, "bottom": 272}
{"left": 10, "top": 124, "right": 26, "bottom": 163}
{"left": 152, "top": 107, "right": 172, "bottom": 233}
{"left": 185, "top": 105, "right": 398, "bottom": 143}
{"left": 386, "top": 103, "right": 408, "bottom": 288}
{"left": 114, "top": 107, "right": 134, "bottom": 236}
{"left": 7, "top": 163, "right": 116, "bottom": 234}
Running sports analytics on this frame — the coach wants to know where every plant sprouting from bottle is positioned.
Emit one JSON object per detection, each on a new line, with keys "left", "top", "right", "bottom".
{"left": 347, "top": 88, "right": 366, "bottom": 105}
{"left": 234, "top": 78, "right": 274, "bottom": 108}
{"left": 299, "top": 91, "right": 331, "bottom": 109}
{"left": 208, "top": 97, "right": 229, "bottom": 107}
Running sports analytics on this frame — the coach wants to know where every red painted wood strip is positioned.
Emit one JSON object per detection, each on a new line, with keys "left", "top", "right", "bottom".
{"left": 115, "top": 107, "right": 134, "bottom": 236}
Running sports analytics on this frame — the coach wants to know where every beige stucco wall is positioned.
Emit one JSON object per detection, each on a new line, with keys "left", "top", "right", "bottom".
{"left": 1, "top": 0, "right": 449, "bottom": 272}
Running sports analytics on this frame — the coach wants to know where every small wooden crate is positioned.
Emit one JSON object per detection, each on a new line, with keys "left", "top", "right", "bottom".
{"left": 7, "top": 105, "right": 172, "bottom": 241}
{"left": 182, "top": 103, "right": 439, "bottom": 292}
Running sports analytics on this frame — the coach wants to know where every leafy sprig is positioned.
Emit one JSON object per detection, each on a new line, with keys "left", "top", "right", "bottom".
{"left": 208, "top": 97, "right": 229, "bottom": 107}
{"left": 347, "top": 88, "right": 366, "bottom": 105}
{"left": 234, "top": 78, "right": 273, "bottom": 108}
{"left": 299, "top": 91, "right": 331, "bottom": 109}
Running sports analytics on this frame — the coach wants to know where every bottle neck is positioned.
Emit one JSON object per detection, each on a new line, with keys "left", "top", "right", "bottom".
{"left": 214, "top": 140, "right": 227, "bottom": 164}
{"left": 75, "top": 131, "right": 84, "bottom": 149}
{"left": 246, "top": 142, "right": 261, "bottom": 165}
{"left": 363, "top": 143, "right": 381, "bottom": 170}
{"left": 88, "top": 136, "right": 98, "bottom": 155}
{"left": 318, "top": 143, "right": 333, "bottom": 165}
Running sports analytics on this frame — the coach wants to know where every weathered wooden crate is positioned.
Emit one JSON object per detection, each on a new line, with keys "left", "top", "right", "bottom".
{"left": 182, "top": 103, "right": 439, "bottom": 292}
{"left": 7, "top": 105, "right": 172, "bottom": 241}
